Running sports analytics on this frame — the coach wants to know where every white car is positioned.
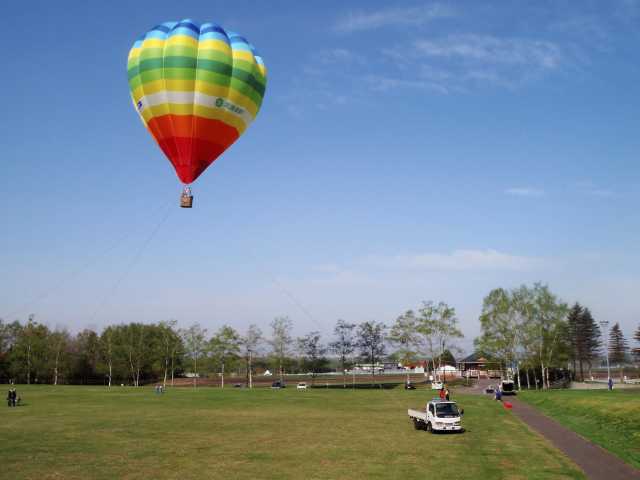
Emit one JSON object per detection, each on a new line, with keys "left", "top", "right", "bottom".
{"left": 296, "top": 382, "right": 308, "bottom": 390}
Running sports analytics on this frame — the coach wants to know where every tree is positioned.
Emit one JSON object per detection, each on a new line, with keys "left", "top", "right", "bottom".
{"left": 329, "top": 319, "right": 356, "bottom": 388}
{"left": 476, "top": 289, "right": 521, "bottom": 382}
{"left": 99, "top": 326, "right": 116, "bottom": 387}
{"left": 269, "top": 316, "right": 293, "bottom": 384}
{"left": 297, "top": 331, "right": 327, "bottom": 385}
{"left": 389, "top": 310, "right": 419, "bottom": 383}
{"left": 241, "top": 324, "right": 262, "bottom": 388}
{"left": 209, "top": 325, "right": 241, "bottom": 388}
{"left": 356, "top": 321, "right": 386, "bottom": 385}
{"left": 158, "top": 320, "right": 181, "bottom": 388}
{"left": 566, "top": 303, "right": 583, "bottom": 379}
{"left": 609, "top": 323, "right": 628, "bottom": 382}
{"left": 516, "top": 284, "right": 569, "bottom": 390}
{"left": 112, "top": 324, "right": 150, "bottom": 387}
{"left": 634, "top": 325, "right": 640, "bottom": 363}
{"left": 182, "top": 323, "right": 208, "bottom": 388}
{"left": 49, "top": 329, "right": 71, "bottom": 385}
{"left": 579, "top": 308, "right": 601, "bottom": 380}
{"left": 13, "top": 315, "right": 50, "bottom": 384}
{"left": 417, "top": 301, "right": 463, "bottom": 380}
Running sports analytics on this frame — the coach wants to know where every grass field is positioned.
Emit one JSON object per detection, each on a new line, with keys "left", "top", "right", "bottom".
{"left": 519, "top": 389, "right": 640, "bottom": 469}
{"left": 1, "top": 385, "right": 584, "bottom": 480}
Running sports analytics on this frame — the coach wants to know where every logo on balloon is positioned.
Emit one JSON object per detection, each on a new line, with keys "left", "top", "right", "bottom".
{"left": 215, "top": 98, "right": 224, "bottom": 108}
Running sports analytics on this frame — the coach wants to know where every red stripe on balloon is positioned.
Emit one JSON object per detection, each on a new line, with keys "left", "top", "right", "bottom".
{"left": 147, "top": 115, "right": 240, "bottom": 184}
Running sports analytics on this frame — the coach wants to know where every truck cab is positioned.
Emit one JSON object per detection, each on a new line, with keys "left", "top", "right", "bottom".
{"left": 408, "top": 399, "right": 464, "bottom": 433}
{"left": 499, "top": 379, "right": 516, "bottom": 395}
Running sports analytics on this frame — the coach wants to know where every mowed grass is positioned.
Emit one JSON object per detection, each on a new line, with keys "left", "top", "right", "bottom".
{"left": 519, "top": 388, "right": 640, "bottom": 469}
{"left": 1, "top": 385, "right": 584, "bottom": 480}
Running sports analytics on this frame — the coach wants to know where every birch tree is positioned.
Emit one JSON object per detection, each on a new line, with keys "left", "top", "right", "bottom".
{"left": 417, "top": 301, "right": 463, "bottom": 380}
{"left": 158, "top": 320, "right": 181, "bottom": 387}
{"left": 182, "top": 323, "right": 207, "bottom": 388}
{"left": 389, "top": 311, "right": 419, "bottom": 383}
{"left": 241, "top": 324, "right": 262, "bottom": 388}
{"left": 269, "top": 316, "right": 293, "bottom": 384}
{"left": 356, "top": 321, "right": 386, "bottom": 385}
{"left": 209, "top": 325, "right": 241, "bottom": 388}
{"left": 49, "top": 329, "right": 70, "bottom": 385}
{"left": 329, "top": 319, "right": 356, "bottom": 388}
{"left": 297, "top": 331, "right": 326, "bottom": 386}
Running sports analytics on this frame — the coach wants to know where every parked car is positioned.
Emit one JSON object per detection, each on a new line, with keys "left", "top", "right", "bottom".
{"left": 431, "top": 381, "right": 443, "bottom": 390}
{"left": 296, "top": 382, "right": 308, "bottom": 390}
{"left": 271, "top": 381, "right": 286, "bottom": 389}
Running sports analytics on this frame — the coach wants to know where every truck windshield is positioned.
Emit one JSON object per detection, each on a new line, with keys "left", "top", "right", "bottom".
{"left": 435, "top": 403, "right": 459, "bottom": 417}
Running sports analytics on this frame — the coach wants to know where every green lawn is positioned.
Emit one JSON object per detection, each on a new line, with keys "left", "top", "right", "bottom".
{"left": 1, "top": 385, "right": 584, "bottom": 480}
{"left": 519, "top": 389, "right": 640, "bottom": 469}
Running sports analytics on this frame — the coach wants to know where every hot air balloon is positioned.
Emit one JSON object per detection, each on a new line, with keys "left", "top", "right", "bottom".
{"left": 127, "top": 20, "right": 267, "bottom": 207}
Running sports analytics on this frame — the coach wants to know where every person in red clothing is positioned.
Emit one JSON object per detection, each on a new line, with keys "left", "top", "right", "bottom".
{"left": 439, "top": 386, "right": 446, "bottom": 400}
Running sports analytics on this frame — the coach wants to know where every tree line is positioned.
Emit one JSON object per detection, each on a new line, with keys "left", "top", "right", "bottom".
{"left": 0, "top": 300, "right": 464, "bottom": 387}
{"left": 476, "top": 282, "right": 640, "bottom": 387}
{"left": 2, "top": 285, "right": 638, "bottom": 388}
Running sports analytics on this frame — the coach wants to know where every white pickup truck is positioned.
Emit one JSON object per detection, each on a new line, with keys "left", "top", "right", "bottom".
{"left": 408, "top": 399, "right": 464, "bottom": 433}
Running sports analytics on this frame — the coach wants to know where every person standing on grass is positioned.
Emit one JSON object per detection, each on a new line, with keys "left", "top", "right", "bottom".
{"left": 439, "top": 386, "right": 446, "bottom": 400}
{"left": 445, "top": 387, "right": 450, "bottom": 401}
{"left": 608, "top": 377, "right": 613, "bottom": 390}
{"left": 6, "top": 389, "right": 11, "bottom": 407}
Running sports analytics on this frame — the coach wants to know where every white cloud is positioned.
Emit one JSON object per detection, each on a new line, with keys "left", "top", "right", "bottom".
{"left": 364, "top": 74, "right": 450, "bottom": 94}
{"left": 573, "top": 180, "right": 616, "bottom": 198}
{"left": 316, "top": 48, "right": 364, "bottom": 65}
{"left": 335, "top": 4, "right": 454, "bottom": 33}
{"left": 414, "top": 35, "right": 563, "bottom": 68}
{"left": 367, "top": 249, "right": 544, "bottom": 272}
{"left": 505, "top": 187, "right": 546, "bottom": 197}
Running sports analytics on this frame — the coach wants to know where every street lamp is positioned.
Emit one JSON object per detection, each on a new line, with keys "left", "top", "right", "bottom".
{"left": 599, "top": 320, "right": 611, "bottom": 383}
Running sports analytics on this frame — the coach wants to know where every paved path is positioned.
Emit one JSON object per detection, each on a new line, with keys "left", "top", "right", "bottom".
{"left": 458, "top": 380, "right": 640, "bottom": 479}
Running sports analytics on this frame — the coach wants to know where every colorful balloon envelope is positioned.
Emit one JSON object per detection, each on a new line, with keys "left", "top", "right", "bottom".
{"left": 127, "top": 19, "right": 266, "bottom": 201}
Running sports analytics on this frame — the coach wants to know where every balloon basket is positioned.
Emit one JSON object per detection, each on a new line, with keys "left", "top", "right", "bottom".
{"left": 180, "top": 194, "right": 193, "bottom": 208}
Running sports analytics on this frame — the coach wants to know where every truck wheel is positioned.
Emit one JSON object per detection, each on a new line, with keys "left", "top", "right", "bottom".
{"left": 426, "top": 422, "right": 432, "bottom": 432}
{"left": 413, "top": 419, "right": 421, "bottom": 430}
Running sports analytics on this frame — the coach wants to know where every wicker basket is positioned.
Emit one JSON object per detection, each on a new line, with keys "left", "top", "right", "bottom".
{"left": 180, "top": 194, "right": 193, "bottom": 208}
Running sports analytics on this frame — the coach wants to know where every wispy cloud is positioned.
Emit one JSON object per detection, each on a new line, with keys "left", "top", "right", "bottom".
{"left": 573, "top": 180, "right": 616, "bottom": 198}
{"left": 414, "top": 35, "right": 563, "bottom": 68}
{"left": 335, "top": 4, "right": 454, "bottom": 33}
{"left": 376, "top": 34, "right": 568, "bottom": 93}
{"left": 367, "top": 249, "right": 544, "bottom": 272}
{"left": 505, "top": 187, "right": 546, "bottom": 197}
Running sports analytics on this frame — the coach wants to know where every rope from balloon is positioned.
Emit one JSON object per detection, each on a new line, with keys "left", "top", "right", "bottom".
{"left": 180, "top": 185, "right": 193, "bottom": 208}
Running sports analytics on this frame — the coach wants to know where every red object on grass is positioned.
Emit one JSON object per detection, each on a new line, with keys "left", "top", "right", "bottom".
{"left": 503, "top": 401, "right": 513, "bottom": 409}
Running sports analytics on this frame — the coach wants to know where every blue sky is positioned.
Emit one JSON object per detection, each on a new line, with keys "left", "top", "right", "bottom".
{"left": 1, "top": 1, "right": 639, "bottom": 352}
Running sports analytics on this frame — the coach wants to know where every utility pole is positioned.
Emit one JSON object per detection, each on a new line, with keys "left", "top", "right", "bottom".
{"left": 599, "top": 320, "right": 611, "bottom": 382}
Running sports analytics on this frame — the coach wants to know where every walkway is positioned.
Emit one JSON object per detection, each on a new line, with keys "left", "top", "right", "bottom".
{"left": 460, "top": 380, "right": 640, "bottom": 479}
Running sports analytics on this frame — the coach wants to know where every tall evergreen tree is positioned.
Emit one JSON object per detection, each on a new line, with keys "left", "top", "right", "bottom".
{"left": 580, "top": 308, "right": 601, "bottom": 379}
{"left": 566, "top": 303, "right": 583, "bottom": 379}
{"left": 634, "top": 324, "right": 640, "bottom": 363}
{"left": 609, "top": 323, "right": 628, "bottom": 382}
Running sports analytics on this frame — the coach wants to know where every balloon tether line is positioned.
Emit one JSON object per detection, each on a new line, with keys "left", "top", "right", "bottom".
{"left": 86, "top": 201, "right": 172, "bottom": 325}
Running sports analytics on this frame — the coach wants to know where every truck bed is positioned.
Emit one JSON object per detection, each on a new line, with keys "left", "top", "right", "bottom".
{"left": 408, "top": 408, "right": 427, "bottom": 421}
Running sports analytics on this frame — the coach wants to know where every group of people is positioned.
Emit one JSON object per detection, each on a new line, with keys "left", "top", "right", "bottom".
{"left": 154, "top": 384, "right": 165, "bottom": 394}
{"left": 438, "top": 385, "right": 451, "bottom": 401}
{"left": 6, "top": 388, "right": 19, "bottom": 407}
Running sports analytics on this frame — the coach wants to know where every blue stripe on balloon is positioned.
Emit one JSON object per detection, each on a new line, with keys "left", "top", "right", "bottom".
{"left": 201, "top": 24, "right": 226, "bottom": 36}
{"left": 200, "top": 32, "right": 229, "bottom": 43}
